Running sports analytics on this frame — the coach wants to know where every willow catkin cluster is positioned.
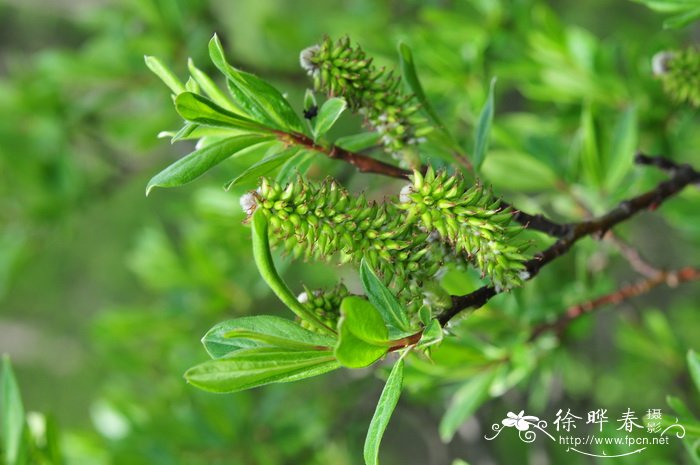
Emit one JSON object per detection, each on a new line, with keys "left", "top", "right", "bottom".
{"left": 242, "top": 176, "right": 442, "bottom": 313}
{"left": 398, "top": 168, "right": 529, "bottom": 291}
{"left": 299, "top": 36, "right": 430, "bottom": 160}
{"left": 653, "top": 49, "right": 700, "bottom": 108}
{"left": 296, "top": 284, "right": 350, "bottom": 332}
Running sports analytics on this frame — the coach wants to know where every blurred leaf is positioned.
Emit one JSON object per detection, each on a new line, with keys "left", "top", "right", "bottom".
{"left": 580, "top": 103, "right": 601, "bottom": 187}
{"left": 1, "top": 356, "right": 26, "bottom": 465}
{"left": 663, "top": 6, "right": 700, "bottom": 28}
{"left": 688, "top": 350, "right": 700, "bottom": 394}
{"left": 481, "top": 150, "right": 559, "bottom": 191}
{"left": 335, "top": 132, "right": 382, "bottom": 152}
{"left": 144, "top": 55, "right": 186, "bottom": 95}
{"left": 146, "top": 134, "right": 274, "bottom": 194}
{"left": 360, "top": 259, "right": 411, "bottom": 334}
{"left": 209, "top": 34, "right": 304, "bottom": 132}
{"left": 439, "top": 368, "right": 497, "bottom": 442}
{"left": 276, "top": 150, "right": 318, "bottom": 185}
{"left": 604, "top": 106, "right": 638, "bottom": 191}
{"left": 225, "top": 147, "right": 299, "bottom": 190}
{"left": 631, "top": 0, "right": 700, "bottom": 28}
{"left": 473, "top": 78, "right": 497, "bottom": 172}
{"left": 398, "top": 43, "right": 443, "bottom": 128}
{"left": 364, "top": 359, "right": 404, "bottom": 465}
{"left": 202, "top": 316, "right": 337, "bottom": 358}
{"left": 185, "top": 348, "right": 339, "bottom": 393}
{"left": 313, "top": 97, "right": 346, "bottom": 140}
{"left": 174, "top": 92, "right": 270, "bottom": 132}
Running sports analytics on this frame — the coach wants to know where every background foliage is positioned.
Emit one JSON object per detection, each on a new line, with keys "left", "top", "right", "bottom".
{"left": 1, "top": 0, "right": 699, "bottom": 464}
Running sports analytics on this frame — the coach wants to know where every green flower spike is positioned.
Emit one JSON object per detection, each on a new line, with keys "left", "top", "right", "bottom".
{"left": 296, "top": 283, "right": 350, "bottom": 332}
{"left": 653, "top": 48, "right": 700, "bottom": 108}
{"left": 398, "top": 168, "right": 529, "bottom": 291}
{"left": 300, "top": 36, "right": 431, "bottom": 163}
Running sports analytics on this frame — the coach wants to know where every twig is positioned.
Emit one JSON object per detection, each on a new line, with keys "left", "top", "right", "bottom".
{"left": 528, "top": 266, "right": 700, "bottom": 341}
{"left": 605, "top": 232, "right": 660, "bottom": 278}
{"left": 437, "top": 156, "right": 700, "bottom": 326}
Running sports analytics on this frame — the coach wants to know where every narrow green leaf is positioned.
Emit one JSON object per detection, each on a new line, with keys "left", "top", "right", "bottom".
{"left": 225, "top": 147, "right": 298, "bottom": 190}
{"left": 313, "top": 97, "right": 347, "bottom": 140}
{"left": 202, "top": 315, "right": 337, "bottom": 358}
{"left": 688, "top": 350, "right": 700, "bottom": 394}
{"left": 473, "top": 77, "right": 497, "bottom": 171}
{"left": 175, "top": 92, "right": 270, "bottom": 132}
{"left": 580, "top": 103, "right": 601, "bottom": 187}
{"left": 187, "top": 58, "right": 239, "bottom": 113}
{"left": 334, "top": 132, "right": 382, "bottom": 152}
{"left": 185, "top": 76, "right": 201, "bottom": 93}
{"left": 360, "top": 259, "right": 411, "bottom": 332}
{"left": 418, "top": 319, "right": 443, "bottom": 347}
{"left": 604, "top": 106, "right": 637, "bottom": 191}
{"left": 185, "top": 348, "right": 339, "bottom": 393}
{"left": 664, "top": 7, "right": 700, "bottom": 28}
{"left": 481, "top": 150, "right": 559, "bottom": 192}
{"left": 364, "top": 359, "right": 404, "bottom": 465}
{"left": 276, "top": 150, "right": 317, "bottom": 185}
{"left": 251, "top": 210, "right": 335, "bottom": 334}
{"left": 146, "top": 134, "right": 274, "bottom": 195}
{"left": 398, "top": 43, "right": 443, "bottom": 128}
{"left": 209, "top": 34, "right": 304, "bottom": 132}
{"left": 439, "top": 368, "right": 497, "bottom": 442}
{"left": 144, "top": 55, "right": 186, "bottom": 94}
{"left": 1, "top": 356, "right": 26, "bottom": 465}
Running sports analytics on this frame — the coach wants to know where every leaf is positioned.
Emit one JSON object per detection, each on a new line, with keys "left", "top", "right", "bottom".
{"left": 251, "top": 210, "right": 335, "bottom": 334}
{"left": 276, "top": 150, "right": 317, "bottom": 185}
{"left": 398, "top": 43, "right": 443, "bottom": 128}
{"left": 225, "top": 147, "right": 298, "bottom": 190}
{"left": 174, "top": 92, "right": 270, "bottom": 132}
{"left": 202, "top": 315, "right": 337, "bottom": 358}
{"left": 664, "top": 6, "right": 700, "bottom": 28}
{"left": 473, "top": 77, "right": 497, "bottom": 172}
{"left": 439, "top": 368, "right": 497, "bottom": 442}
{"left": 144, "top": 55, "right": 185, "bottom": 95}
{"left": 1, "top": 356, "right": 26, "bottom": 465}
{"left": 580, "top": 103, "right": 601, "bottom": 187}
{"left": 313, "top": 97, "right": 346, "bottom": 140}
{"left": 334, "top": 297, "right": 389, "bottom": 368}
{"left": 604, "top": 106, "right": 637, "bottom": 191}
{"left": 363, "top": 359, "right": 404, "bottom": 465}
{"left": 688, "top": 350, "right": 700, "bottom": 394}
{"left": 187, "top": 58, "right": 239, "bottom": 113}
{"left": 418, "top": 319, "right": 443, "bottom": 347}
{"left": 146, "top": 134, "right": 274, "bottom": 195}
{"left": 209, "top": 34, "right": 304, "bottom": 132}
{"left": 334, "top": 132, "right": 382, "bottom": 152}
{"left": 185, "top": 348, "right": 339, "bottom": 393}
{"left": 480, "top": 150, "right": 559, "bottom": 192}
{"left": 360, "top": 259, "right": 411, "bottom": 333}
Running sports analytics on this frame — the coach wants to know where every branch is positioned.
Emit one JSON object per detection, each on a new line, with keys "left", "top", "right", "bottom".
{"left": 528, "top": 266, "right": 700, "bottom": 341}
{"left": 437, "top": 156, "right": 700, "bottom": 326}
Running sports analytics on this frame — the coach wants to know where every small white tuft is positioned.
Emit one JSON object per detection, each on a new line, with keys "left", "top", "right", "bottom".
{"left": 399, "top": 184, "right": 414, "bottom": 203}
{"left": 297, "top": 292, "right": 309, "bottom": 304}
{"left": 652, "top": 51, "right": 674, "bottom": 77}
{"left": 518, "top": 271, "right": 531, "bottom": 281}
{"left": 239, "top": 192, "right": 257, "bottom": 216}
{"left": 300, "top": 45, "right": 321, "bottom": 75}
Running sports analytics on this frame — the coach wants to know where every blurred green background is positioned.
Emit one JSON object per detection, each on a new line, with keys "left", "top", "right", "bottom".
{"left": 1, "top": 0, "right": 699, "bottom": 463}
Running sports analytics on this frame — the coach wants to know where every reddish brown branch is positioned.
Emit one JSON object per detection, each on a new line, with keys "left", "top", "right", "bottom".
{"left": 437, "top": 156, "right": 700, "bottom": 326}
{"left": 528, "top": 266, "right": 700, "bottom": 340}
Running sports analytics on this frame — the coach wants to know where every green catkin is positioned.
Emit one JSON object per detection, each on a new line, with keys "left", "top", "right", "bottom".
{"left": 653, "top": 49, "right": 700, "bottom": 108}
{"left": 297, "top": 284, "right": 350, "bottom": 332}
{"left": 397, "top": 168, "right": 529, "bottom": 291}
{"left": 299, "top": 36, "right": 430, "bottom": 162}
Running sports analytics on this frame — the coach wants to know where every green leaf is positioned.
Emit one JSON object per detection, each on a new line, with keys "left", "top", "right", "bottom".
{"left": 363, "top": 359, "right": 404, "bottom": 465}
{"left": 276, "top": 150, "right": 317, "bottom": 185}
{"left": 439, "top": 368, "right": 497, "bottom": 442}
{"left": 225, "top": 147, "right": 299, "bottom": 190}
{"left": 174, "top": 92, "right": 270, "bottom": 132}
{"left": 334, "top": 132, "right": 382, "bottom": 152}
{"left": 418, "top": 319, "right": 443, "bottom": 347}
{"left": 664, "top": 6, "right": 700, "bottom": 28}
{"left": 334, "top": 297, "right": 389, "bottom": 368}
{"left": 473, "top": 77, "right": 497, "bottom": 172}
{"left": 359, "top": 259, "right": 411, "bottom": 333}
{"left": 481, "top": 150, "right": 559, "bottom": 192}
{"left": 398, "top": 43, "right": 443, "bottom": 128}
{"left": 209, "top": 35, "right": 304, "bottom": 132}
{"left": 144, "top": 55, "right": 186, "bottom": 95}
{"left": 1, "top": 356, "right": 26, "bottom": 465}
{"left": 688, "top": 350, "right": 700, "bottom": 394}
{"left": 187, "top": 58, "right": 239, "bottom": 113}
{"left": 202, "top": 315, "right": 337, "bottom": 358}
{"left": 146, "top": 134, "right": 274, "bottom": 195}
{"left": 251, "top": 210, "right": 335, "bottom": 334}
{"left": 185, "top": 348, "right": 339, "bottom": 393}
{"left": 580, "top": 103, "right": 601, "bottom": 187}
{"left": 313, "top": 97, "right": 346, "bottom": 140}
{"left": 604, "top": 106, "right": 637, "bottom": 191}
